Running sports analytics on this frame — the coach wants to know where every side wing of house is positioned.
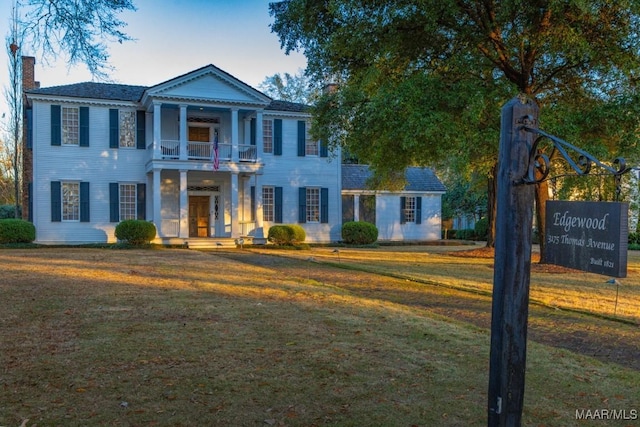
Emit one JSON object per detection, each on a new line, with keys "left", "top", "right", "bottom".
{"left": 341, "top": 165, "right": 445, "bottom": 242}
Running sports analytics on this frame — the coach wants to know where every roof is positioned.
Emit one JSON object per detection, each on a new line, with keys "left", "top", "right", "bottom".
{"left": 26, "top": 82, "right": 147, "bottom": 102}
{"left": 342, "top": 164, "right": 446, "bottom": 192}
{"left": 26, "top": 81, "right": 309, "bottom": 113}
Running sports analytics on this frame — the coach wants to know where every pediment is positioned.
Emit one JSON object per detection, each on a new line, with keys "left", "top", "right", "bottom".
{"left": 143, "top": 64, "right": 271, "bottom": 106}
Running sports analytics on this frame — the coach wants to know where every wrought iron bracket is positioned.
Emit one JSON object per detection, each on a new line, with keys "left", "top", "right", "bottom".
{"left": 518, "top": 125, "right": 630, "bottom": 190}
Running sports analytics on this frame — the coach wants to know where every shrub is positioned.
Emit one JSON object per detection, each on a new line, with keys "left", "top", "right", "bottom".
{"left": 474, "top": 217, "right": 489, "bottom": 241}
{"left": 0, "top": 219, "right": 36, "bottom": 243}
{"left": 289, "top": 224, "right": 306, "bottom": 243}
{"left": 268, "top": 224, "right": 306, "bottom": 245}
{"left": 114, "top": 220, "right": 156, "bottom": 245}
{"left": 0, "top": 205, "right": 21, "bottom": 219}
{"left": 629, "top": 232, "right": 640, "bottom": 245}
{"left": 342, "top": 221, "right": 378, "bottom": 245}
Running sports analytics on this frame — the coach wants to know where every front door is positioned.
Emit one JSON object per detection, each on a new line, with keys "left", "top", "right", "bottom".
{"left": 189, "top": 196, "right": 210, "bottom": 237}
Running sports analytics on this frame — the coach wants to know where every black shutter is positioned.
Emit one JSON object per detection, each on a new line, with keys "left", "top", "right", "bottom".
{"left": 298, "top": 187, "right": 306, "bottom": 223}
{"left": 79, "top": 107, "right": 90, "bottom": 146}
{"left": 274, "top": 187, "right": 283, "bottom": 223}
{"left": 51, "top": 181, "right": 61, "bottom": 222}
{"left": 320, "top": 188, "right": 329, "bottom": 223}
{"left": 320, "top": 141, "right": 328, "bottom": 157}
{"left": 297, "top": 121, "right": 305, "bottom": 157}
{"left": 274, "top": 119, "right": 282, "bottom": 156}
{"left": 51, "top": 105, "right": 61, "bottom": 146}
{"left": 416, "top": 197, "right": 422, "bottom": 224}
{"left": 400, "top": 196, "right": 407, "bottom": 224}
{"left": 109, "top": 183, "right": 119, "bottom": 222}
{"left": 136, "top": 111, "right": 146, "bottom": 149}
{"left": 109, "top": 109, "right": 119, "bottom": 148}
{"left": 137, "top": 183, "right": 146, "bottom": 219}
{"left": 80, "top": 182, "right": 90, "bottom": 222}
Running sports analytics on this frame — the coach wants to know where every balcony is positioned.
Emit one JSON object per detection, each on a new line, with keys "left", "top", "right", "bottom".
{"left": 158, "top": 140, "right": 257, "bottom": 163}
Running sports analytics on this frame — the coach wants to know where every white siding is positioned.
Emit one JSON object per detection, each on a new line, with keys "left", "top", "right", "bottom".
{"left": 32, "top": 102, "right": 148, "bottom": 244}
{"left": 259, "top": 116, "right": 342, "bottom": 243}
{"left": 375, "top": 193, "right": 442, "bottom": 241}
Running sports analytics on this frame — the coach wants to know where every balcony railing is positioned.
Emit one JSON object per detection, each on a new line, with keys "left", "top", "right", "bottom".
{"left": 158, "top": 140, "right": 255, "bottom": 162}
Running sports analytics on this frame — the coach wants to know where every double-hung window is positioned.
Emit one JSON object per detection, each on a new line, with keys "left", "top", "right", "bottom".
{"left": 119, "top": 184, "right": 137, "bottom": 220}
{"left": 51, "top": 181, "right": 89, "bottom": 222}
{"left": 400, "top": 196, "right": 422, "bottom": 224}
{"left": 62, "top": 107, "right": 79, "bottom": 145}
{"left": 305, "top": 121, "right": 319, "bottom": 156}
{"left": 263, "top": 119, "right": 273, "bottom": 153}
{"left": 262, "top": 186, "right": 274, "bottom": 222}
{"left": 403, "top": 196, "right": 416, "bottom": 223}
{"left": 109, "top": 182, "right": 146, "bottom": 222}
{"left": 299, "top": 187, "right": 328, "bottom": 224}
{"left": 119, "top": 111, "right": 136, "bottom": 148}
{"left": 62, "top": 182, "right": 80, "bottom": 221}
{"left": 306, "top": 188, "right": 320, "bottom": 222}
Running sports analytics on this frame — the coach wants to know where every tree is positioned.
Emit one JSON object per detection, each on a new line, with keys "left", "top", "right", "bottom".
{"left": 19, "top": 0, "right": 136, "bottom": 80}
{"left": 270, "top": 0, "right": 640, "bottom": 255}
{"left": 258, "top": 69, "right": 318, "bottom": 104}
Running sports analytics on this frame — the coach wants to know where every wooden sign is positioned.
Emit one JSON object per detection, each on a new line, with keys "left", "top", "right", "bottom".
{"left": 544, "top": 201, "right": 628, "bottom": 277}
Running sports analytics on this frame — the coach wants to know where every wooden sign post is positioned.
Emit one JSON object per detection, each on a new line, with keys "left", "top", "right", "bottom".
{"left": 487, "top": 97, "right": 538, "bottom": 426}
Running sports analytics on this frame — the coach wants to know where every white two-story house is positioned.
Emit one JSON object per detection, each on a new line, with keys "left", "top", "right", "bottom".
{"left": 22, "top": 58, "right": 445, "bottom": 246}
{"left": 23, "top": 59, "right": 343, "bottom": 245}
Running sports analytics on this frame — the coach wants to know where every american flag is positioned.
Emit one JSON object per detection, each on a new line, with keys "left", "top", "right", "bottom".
{"left": 213, "top": 132, "right": 219, "bottom": 170}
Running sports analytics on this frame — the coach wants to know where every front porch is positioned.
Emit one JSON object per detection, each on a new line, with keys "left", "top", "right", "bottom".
{"left": 150, "top": 169, "right": 265, "bottom": 242}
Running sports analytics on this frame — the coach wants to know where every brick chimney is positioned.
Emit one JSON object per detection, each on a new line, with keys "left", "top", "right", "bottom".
{"left": 21, "top": 56, "right": 38, "bottom": 221}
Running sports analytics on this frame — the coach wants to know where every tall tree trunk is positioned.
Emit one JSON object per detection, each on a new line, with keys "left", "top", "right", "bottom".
{"left": 535, "top": 168, "right": 550, "bottom": 263}
{"left": 486, "top": 163, "right": 497, "bottom": 248}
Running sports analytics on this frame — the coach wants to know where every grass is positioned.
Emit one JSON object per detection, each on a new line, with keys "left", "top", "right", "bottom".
{"left": 1, "top": 246, "right": 638, "bottom": 426}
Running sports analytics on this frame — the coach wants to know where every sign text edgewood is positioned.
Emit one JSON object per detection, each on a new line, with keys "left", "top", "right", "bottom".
{"left": 544, "top": 201, "right": 628, "bottom": 278}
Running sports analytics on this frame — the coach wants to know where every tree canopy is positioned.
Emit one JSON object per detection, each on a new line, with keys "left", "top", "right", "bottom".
{"left": 269, "top": 0, "right": 640, "bottom": 177}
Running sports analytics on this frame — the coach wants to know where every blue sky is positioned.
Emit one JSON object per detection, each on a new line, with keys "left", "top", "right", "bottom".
{"left": 0, "top": 0, "right": 307, "bottom": 115}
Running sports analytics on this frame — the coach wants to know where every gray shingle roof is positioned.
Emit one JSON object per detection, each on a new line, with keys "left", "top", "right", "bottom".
{"left": 26, "top": 82, "right": 148, "bottom": 102}
{"left": 25, "top": 83, "right": 310, "bottom": 113}
{"left": 342, "top": 164, "right": 446, "bottom": 192}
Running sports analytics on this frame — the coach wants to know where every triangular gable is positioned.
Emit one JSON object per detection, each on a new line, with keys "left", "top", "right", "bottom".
{"left": 142, "top": 64, "right": 271, "bottom": 106}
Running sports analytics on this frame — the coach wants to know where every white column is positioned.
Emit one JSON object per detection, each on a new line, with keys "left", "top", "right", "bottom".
{"left": 254, "top": 173, "right": 264, "bottom": 238}
{"left": 255, "top": 110, "right": 263, "bottom": 162}
{"left": 153, "top": 168, "right": 162, "bottom": 235}
{"left": 179, "top": 170, "right": 189, "bottom": 238}
{"left": 153, "top": 102, "right": 162, "bottom": 159}
{"left": 179, "top": 104, "right": 188, "bottom": 161}
{"left": 231, "top": 108, "right": 239, "bottom": 162}
{"left": 231, "top": 172, "right": 239, "bottom": 237}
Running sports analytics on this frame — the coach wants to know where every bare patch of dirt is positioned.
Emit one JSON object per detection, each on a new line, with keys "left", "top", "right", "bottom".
{"left": 447, "top": 246, "right": 581, "bottom": 274}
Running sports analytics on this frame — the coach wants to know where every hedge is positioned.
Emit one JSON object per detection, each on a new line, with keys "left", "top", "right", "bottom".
{"left": 0, "top": 219, "right": 36, "bottom": 243}
{"left": 341, "top": 221, "right": 378, "bottom": 245}
{"left": 114, "top": 220, "right": 157, "bottom": 245}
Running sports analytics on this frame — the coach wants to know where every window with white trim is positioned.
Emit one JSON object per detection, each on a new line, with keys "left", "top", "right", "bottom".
{"left": 62, "top": 182, "right": 80, "bottom": 221}
{"left": 119, "top": 111, "right": 136, "bottom": 148}
{"left": 62, "top": 107, "right": 79, "bottom": 145}
{"left": 263, "top": 119, "right": 273, "bottom": 153}
{"left": 403, "top": 196, "right": 416, "bottom": 223}
{"left": 306, "top": 187, "right": 320, "bottom": 222}
{"left": 262, "top": 186, "right": 274, "bottom": 222}
{"left": 119, "top": 184, "right": 137, "bottom": 220}
{"left": 305, "top": 121, "right": 319, "bottom": 156}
